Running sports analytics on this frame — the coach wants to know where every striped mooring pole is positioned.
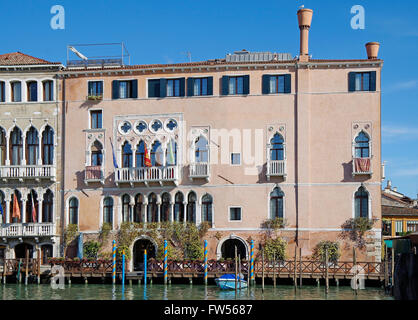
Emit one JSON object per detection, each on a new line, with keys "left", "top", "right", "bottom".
{"left": 204, "top": 240, "right": 208, "bottom": 285}
{"left": 164, "top": 240, "right": 168, "bottom": 285}
{"left": 250, "top": 240, "right": 255, "bottom": 283}
{"left": 144, "top": 249, "right": 147, "bottom": 285}
{"left": 112, "top": 240, "right": 117, "bottom": 284}
{"left": 122, "top": 250, "right": 126, "bottom": 289}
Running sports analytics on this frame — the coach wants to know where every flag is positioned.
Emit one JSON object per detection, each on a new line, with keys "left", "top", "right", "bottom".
{"left": 0, "top": 202, "right": 3, "bottom": 224}
{"left": 109, "top": 138, "right": 118, "bottom": 169}
{"left": 31, "top": 192, "right": 37, "bottom": 223}
{"left": 167, "top": 140, "right": 175, "bottom": 165}
{"left": 144, "top": 143, "right": 152, "bottom": 167}
{"left": 12, "top": 193, "right": 20, "bottom": 221}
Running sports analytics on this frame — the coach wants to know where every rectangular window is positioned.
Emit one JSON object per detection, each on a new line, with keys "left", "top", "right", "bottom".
{"left": 88, "top": 81, "right": 103, "bottom": 97}
{"left": 231, "top": 153, "right": 241, "bottom": 165}
{"left": 27, "top": 82, "right": 38, "bottom": 102}
{"left": 167, "top": 79, "right": 181, "bottom": 97}
{"left": 269, "top": 75, "right": 285, "bottom": 93}
{"left": 112, "top": 80, "right": 137, "bottom": 99}
{"left": 119, "top": 81, "right": 131, "bottom": 99}
{"left": 11, "top": 82, "right": 21, "bottom": 102}
{"left": 229, "top": 207, "right": 242, "bottom": 221}
{"left": 395, "top": 221, "right": 404, "bottom": 236}
{"left": 407, "top": 221, "right": 418, "bottom": 233}
{"left": 349, "top": 71, "right": 376, "bottom": 92}
{"left": 0, "top": 82, "right": 5, "bottom": 102}
{"left": 90, "top": 110, "right": 102, "bottom": 129}
{"left": 229, "top": 76, "right": 244, "bottom": 95}
{"left": 43, "top": 81, "right": 54, "bottom": 101}
{"left": 192, "top": 77, "right": 211, "bottom": 96}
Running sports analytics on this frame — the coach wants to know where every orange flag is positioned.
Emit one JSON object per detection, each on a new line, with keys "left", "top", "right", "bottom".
{"left": 144, "top": 143, "right": 152, "bottom": 167}
{"left": 12, "top": 193, "right": 21, "bottom": 221}
{"left": 31, "top": 193, "right": 37, "bottom": 223}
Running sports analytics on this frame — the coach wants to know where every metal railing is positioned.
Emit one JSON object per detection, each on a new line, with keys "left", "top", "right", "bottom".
{"left": 267, "top": 160, "right": 286, "bottom": 177}
{"left": 189, "top": 162, "right": 210, "bottom": 178}
{"left": 0, "top": 223, "right": 55, "bottom": 237}
{"left": 115, "top": 166, "right": 178, "bottom": 184}
{"left": 0, "top": 165, "right": 55, "bottom": 180}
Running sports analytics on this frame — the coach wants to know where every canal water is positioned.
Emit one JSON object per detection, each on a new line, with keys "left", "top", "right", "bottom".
{"left": 0, "top": 284, "right": 392, "bottom": 300}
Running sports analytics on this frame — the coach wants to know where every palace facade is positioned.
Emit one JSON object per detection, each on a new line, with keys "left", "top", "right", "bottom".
{"left": 0, "top": 8, "right": 384, "bottom": 269}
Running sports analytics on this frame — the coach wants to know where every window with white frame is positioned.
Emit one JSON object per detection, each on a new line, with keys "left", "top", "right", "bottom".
{"left": 229, "top": 207, "right": 242, "bottom": 221}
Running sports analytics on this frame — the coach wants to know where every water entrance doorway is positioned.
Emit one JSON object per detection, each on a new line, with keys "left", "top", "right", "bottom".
{"left": 221, "top": 239, "right": 247, "bottom": 260}
{"left": 133, "top": 239, "right": 156, "bottom": 271}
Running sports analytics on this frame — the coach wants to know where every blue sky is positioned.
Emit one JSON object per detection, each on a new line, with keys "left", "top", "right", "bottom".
{"left": 1, "top": 0, "right": 417, "bottom": 197}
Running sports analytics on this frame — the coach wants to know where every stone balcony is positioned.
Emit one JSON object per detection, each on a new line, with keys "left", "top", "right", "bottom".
{"left": 353, "top": 157, "right": 372, "bottom": 176}
{"left": 115, "top": 166, "right": 179, "bottom": 186}
{"left": 0, "top": 223, "right": 55, "bottom": 239}
{"left": 0, "top": 165, "right": 56, "bottom": 182}
{"left": 189, "top": 162, "right": 210, "bottom": 181}
{"left": 266, "top": 160, "right": 286, "bottom": 180}
{"left": 84, "top": 165, "right": 104, "bottom": 184}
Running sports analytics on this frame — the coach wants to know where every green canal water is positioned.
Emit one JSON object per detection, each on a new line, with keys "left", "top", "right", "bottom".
{"left": 0, "top": 284, "right": 393, "bottom": 300}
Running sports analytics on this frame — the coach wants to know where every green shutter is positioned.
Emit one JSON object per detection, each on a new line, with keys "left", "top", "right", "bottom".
{"left": 348, "top": 72, "right": 356, "bottom": 92}
{"left": 370, "top": 71, "right": 376, "bottom": 91}
{"left": 221, "top": 76, "right": 229, "bottom": 95}
{"left": 262, "top": 75, "right": 270, "bottom": 94}
{"left": 179, "top": 78, "right": 185, "bottom": 97}
{"left": 284, "top": 74, "right": 291, "bottom": 93}
{"left": 131, "top": 80, "right": 138, "bottom": 98}
{"left": 187, "top": 78, "right": 194, "bottom": 96}
{"left": 112, "top": 80, "right": 119, "bottom": 99}
{"left": 243, "top": 75, "right": 250, "bottom": 94}
{"left": 207, "top": 77, "right": 213, "bottom": 95}
{"left": 159, "top": 79, "right": 167, "bottom": 98}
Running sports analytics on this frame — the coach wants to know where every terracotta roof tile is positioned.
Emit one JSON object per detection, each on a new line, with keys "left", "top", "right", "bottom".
{"left": 0, "top": 52, "right": 61, "bottom": 66}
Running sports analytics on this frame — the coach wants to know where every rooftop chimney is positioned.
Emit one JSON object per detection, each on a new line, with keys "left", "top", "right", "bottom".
{"left": 387, "top": 180, "right": 392, "bottom": 189}
{"left": 365, "top": 42, "right": 380, "bottom": 59}
{"left": 297, "top": 7, "right": 313, "bottom": 62}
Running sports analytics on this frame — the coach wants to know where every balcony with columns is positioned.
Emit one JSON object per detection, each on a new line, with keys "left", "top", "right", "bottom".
{"left": 1, "top": 192, "right": 55, "bottom": 240}
{"left": 115, "top": 166, "right": 179, "bottom": 187}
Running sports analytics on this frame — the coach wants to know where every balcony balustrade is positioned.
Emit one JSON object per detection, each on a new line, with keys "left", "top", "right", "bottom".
{"left": 0, "top": 165, "right": 55, "bottom": 182}
{"left": 85, "top": 165, "right": 104, "bottom": 184}
{"left": 0, "top": 223, "right": 55, "bottom": 238}
{"left": 267, "top": 160, "right": 286, "bottom": 180}
{"left": 115, "top": 166, "right": 178, "bottom": 186}
{"left": 189, "top": 162, "right": 210, "bottom": 181}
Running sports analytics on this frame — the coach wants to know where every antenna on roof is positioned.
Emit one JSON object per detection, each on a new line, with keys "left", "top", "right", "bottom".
{"left": 181, "top": 51, "right": 192, "bottom": 63}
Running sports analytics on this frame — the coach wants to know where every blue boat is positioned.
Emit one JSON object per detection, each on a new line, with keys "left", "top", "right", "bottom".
{"left": 215, "top": 274, "right": 248, "bottom": 290}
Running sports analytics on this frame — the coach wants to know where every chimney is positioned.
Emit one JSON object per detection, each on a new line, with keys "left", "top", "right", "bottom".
{"left": 365, "top": 42, "right": 380, "bottom": 59}
{"left": 387, "top": 180, "right": 392, "bottom": 189}
{"left": 297, "top": 7, "right": 313, "bottom": 62}
{"left": 393, "top": 187, "right": 398, "bottom": 192}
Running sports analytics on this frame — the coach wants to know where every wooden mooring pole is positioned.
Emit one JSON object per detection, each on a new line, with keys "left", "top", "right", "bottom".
{"left": 234, "top": 246, "right": 238, "bottom": 292}
{"left": 273, "top": 252, "right": 276, "bottom": 288}
{"left": 293, "top": 246, "right": 297, "bottom": 288}
{"left": 2, "top": 256, "right": 6, "bottom": 284}
{"left": 261, "top": 247, "right": 264, "bottom": 293}
{"left": 37, "top": 249, "right": 41, "bottom": 284}
{"left": 17, "top": 259, "right": 22, "bottom": 284}
{"left": 325, "top": 248, "right": 329, "bottom": 294}
{"left": 247, "top": 254, "right": 250, "bottom": 288}
{"left": 353, "top": 247, "right": 357, "bottom": 295}
{"left": 238, "top": 254, "right": 241, "bottom": 290}
{"left": 299, "top": 247, "right": 302, "bottom": 288}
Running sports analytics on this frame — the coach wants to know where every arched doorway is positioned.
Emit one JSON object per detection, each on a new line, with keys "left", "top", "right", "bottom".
{"left": 221, "top": 239, "right": 247, "bottom": 260}
{"left": 132, "top": 238, "right": 156, "bottom": 271}
{"left": 14, "top": 243, "right": 33, "bottom": 259}
{"left": 41, "top": 244, "right": 53, "bottom": 265}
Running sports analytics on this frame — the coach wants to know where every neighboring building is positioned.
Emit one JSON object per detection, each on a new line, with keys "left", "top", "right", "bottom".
{"left": 0, "top": 52, "right": 63, "bottom": 263}
{"left": 58, "top": 7, "right": 383, "bottom": 269}
{"left": 382, "top": 180, "right": 418, "bottom": 237}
